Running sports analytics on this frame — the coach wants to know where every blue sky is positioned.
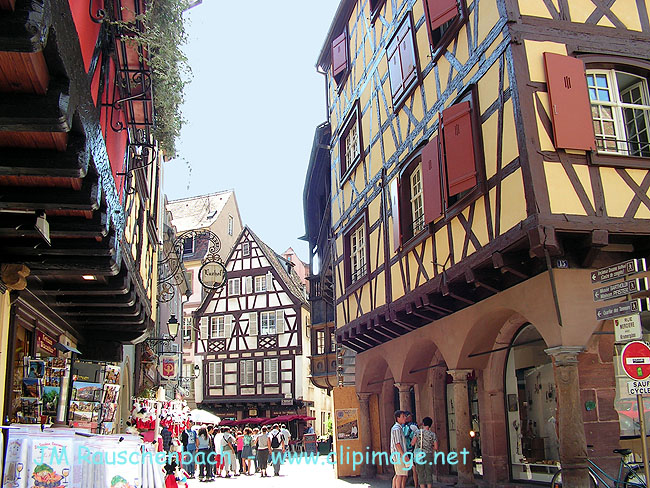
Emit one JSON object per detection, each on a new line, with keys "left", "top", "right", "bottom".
{"left": 163, "top": 1, "right": 340, "bottom": 263}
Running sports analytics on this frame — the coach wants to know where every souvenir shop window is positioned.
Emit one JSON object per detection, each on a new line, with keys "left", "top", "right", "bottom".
{"left": 10, "top": 326, "right": 33, "bottom": 422}
{"left": 505, "top": 324, "right": 559, "bottom": 483}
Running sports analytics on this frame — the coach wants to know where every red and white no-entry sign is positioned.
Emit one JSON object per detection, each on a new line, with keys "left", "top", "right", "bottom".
{"left": 621, "top": 341, "right": 650, "bottom": 380}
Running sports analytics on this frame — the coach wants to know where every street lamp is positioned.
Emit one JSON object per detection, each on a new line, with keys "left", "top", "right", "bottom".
{"left": 144, "top": 314, "right": 181, "bottom": 350}
{"left": 166, "top": 314, "right": 180, "bottom": 339}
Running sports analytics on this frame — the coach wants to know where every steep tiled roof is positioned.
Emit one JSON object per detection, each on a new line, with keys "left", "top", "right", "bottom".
{"left": 168, "top": 190, "right": 233, "bottom": 232}
{"left": 248, "top": 228, "right": 308, "bottom": 306}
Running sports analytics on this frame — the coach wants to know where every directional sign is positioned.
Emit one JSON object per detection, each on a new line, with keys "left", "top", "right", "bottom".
{"left": 614, "top": 314, "right": 643, "bottom": 343}
{"left": 593, "top": 278, "right": 649, "bottom": 302}
{"left": 627, "top": 379, "right": 650, "bottom": 395}
{"left": 591, "top": 258, "right": 647, "bottom": 284}
{"left": 621, "top": 341, "right": 650, "bottom": 380}
{"left": 596, "top": 298, "right": 650, "bottom": 321}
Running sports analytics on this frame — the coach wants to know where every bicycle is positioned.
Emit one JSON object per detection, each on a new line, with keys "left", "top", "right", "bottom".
{"left": 550, "top": 448, "right": 646, "bottom": 487}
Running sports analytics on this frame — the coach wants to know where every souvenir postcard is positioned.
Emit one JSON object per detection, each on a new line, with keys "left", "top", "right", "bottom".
{"left": 69, "top": 401, "right": 100, "bottom": 422}
{"left": 72, "top": 381, "right": 103, "bottom": 402}
{"left": 20, "top": 397, "right": 40, "bottom": 422}
{"left": 26, "top": 359, "right": 46, "bottom": 379}
{"left": 102, "top": 384, "right": 120, "bottom": 404}
{"left": 104, "top": 365, "right": 121, "bottom": 385}
{"left": 22, "top": 377, "right": 42, "bottom": 398}
{"left": 42, "top": 386, "right": 60, "bottom": 416}
{"left": 101, "top": 402, "right": 117, "bottom": 422}
{"left": 49, "top": 356, "right": 66, "bottom": 369}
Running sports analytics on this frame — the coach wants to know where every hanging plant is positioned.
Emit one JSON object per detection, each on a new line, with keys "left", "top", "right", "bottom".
{"left": 111, "top": 0, "right": 192, "bottom": 158}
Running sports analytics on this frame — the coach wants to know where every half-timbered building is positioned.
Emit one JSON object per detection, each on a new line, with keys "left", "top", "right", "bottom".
{"left": 168, "top": 190, "right": 243, "bottom": 408}
{"left": 194, "top": 227, "right": 325, "bottom": 422}
{"left": 311, "top": 0, "right": 650, "bottom": 484}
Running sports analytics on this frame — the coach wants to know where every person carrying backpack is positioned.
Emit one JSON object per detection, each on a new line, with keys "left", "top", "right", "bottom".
{"left": 268, "top": 423, "right": 285, "bottom": 476}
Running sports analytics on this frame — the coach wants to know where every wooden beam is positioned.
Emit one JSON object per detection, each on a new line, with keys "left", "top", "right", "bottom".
{"left": 0, "top": 173, "right": 100, "bottom": 211}
{"left": 0, "top": 133, "right": 88, "bottom": 178}
{"left": 493, "top": 252, "right": 528, "bottom": 279}
{"left": 581, "top": 229, "right": 609, "bottom": 267}
{"left": 441, "top": 280, "right": 475, "bottom": 305}
{"left": 0, "top": 80, "right": 72, "bottom": 132}
{"left": 34, "top": 273, "right": 131, "bottom": 296}
{"left": 15, "top": 256, "right": 120, "bottom": 276}
{"left": 465, "top": 268, "right": 501, "bottom": 294}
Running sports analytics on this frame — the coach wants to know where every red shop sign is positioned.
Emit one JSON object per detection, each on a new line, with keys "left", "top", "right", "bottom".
{"left": 36, "top": 331, "right": 57, "bottom": 356}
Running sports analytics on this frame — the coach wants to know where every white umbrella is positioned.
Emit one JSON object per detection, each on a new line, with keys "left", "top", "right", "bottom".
{"left": 190, "top": 408, "right": 221, "bottom": 424}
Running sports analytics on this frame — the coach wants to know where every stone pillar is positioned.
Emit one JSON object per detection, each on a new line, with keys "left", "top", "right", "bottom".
{"left": 357, "top": 392, "right": 376, "bottom": 477}
{"left": 546, "top": 346, "right": 590, "bottom": 487}
{"left": 448, "top": 369, "right": 475, "bottom": 487}
{"left": 395, "top": 382, "right": 414, "bottom": 412}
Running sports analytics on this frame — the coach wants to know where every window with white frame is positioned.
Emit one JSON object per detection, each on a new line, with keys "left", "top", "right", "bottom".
{"left": 228, "top": 215, "right": 234, "bottom": 235}
{"left": 587, "top": 70, "right": 650, "bottom": 157}
{"left": 242, "top": 242, "right": 250, "bottom": 256}
{"left": 349, "top": 222, "right": 366, "bottom": 284}
{"left": 260, "top": 311, "right": 276, "bottom": 335}
{"left": 210, "top": 316, "right": 225, "bottom": 338}
{"left": 199, "top": 317, "right": 208, "bottom": 339}
{"left": 228, "top": 278, "right": 240, "bottom": 295}
{"left": 240, "top": 359, "right": 254, "bottom": 385}
{"left": 330, "top": 330, "right": 337, "bottom": 353}
{"left": 182, "top": 316, "right": 192, "bottom": 342}
{"left": 263, "top": 358, "right": 278, "bottom": 384}
{"left": 208, "top": 361, "right": 223, "bottom": 387}
{"left": 243, "top": 276, "right": 253, "bottom": 294}
{"left": 255, "top": 275, "right": 267, "bottom": 293}
{"left": 410, "top": 163, "right": 425, "bottom": 233}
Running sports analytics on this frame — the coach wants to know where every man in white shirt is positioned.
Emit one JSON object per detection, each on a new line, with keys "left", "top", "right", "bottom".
{"left": 390, "top": 410, "right": 408, "bottom": 488}
{"left": 280, "top": 424, "right": 291, "bottom": 451}
{"left": 268, "top": 423, "right": 285, "bottom": 476}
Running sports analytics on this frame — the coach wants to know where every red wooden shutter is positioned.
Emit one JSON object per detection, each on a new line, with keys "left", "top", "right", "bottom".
{"left": 387, "top": 41, "right": 403, "bottom": 99}
{"left": 442, "top": 101, "right": 477, "bottom": 196}
{"left": 422, "top": 136, "right": 443, "bottom": 223}
{"left": 543, "top": 52, "right": 596, "bottom": 151}
{"left": 390, "top": 178, "right": 401, "bottom": 252}
{"left": 399, "top": 23, "right": 417, "bottom": 88}
{"left": 332, "top": 31, "right": 348, "bottom": 77}
{"left": 424, "top": 0, "right": 459, "bottom": 32}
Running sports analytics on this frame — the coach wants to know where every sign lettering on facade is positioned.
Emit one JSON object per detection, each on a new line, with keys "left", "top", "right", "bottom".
{"left": 614, "top": 314, "right": 643, "bottom": 343}
{"left": 593, "top": 278, "right": 648, "bottom": 302}
{"left": 595, "top": 298, "right": 650, "bottom": 320}
{"left": 590, "top": 258, "right": 647, "bottom": 284}
{"left": 199, "top": 261, "right": 227, "bottom": 290}
{"left": 36, "top": 331, "right": 57, "bottom": 356}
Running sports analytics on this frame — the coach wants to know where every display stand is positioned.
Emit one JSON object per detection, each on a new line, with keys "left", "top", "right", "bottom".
{"left": 2, "top": 425, "right": 165, "bottom": 488}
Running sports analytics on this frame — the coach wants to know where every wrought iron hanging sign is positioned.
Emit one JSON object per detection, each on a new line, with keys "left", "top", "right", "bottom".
{"left": 198, "top": 260, "right": 227, "bottom": 290}
{"left": 157, "top": 229, "right": 226, "bottom": 303}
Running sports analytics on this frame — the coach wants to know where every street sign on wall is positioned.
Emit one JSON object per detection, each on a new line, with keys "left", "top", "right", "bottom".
{"left": 591, "top": 258, "right": 647, "bottom": 284}
{"left": 621, "top": 341, "right": 650, "bottom": 380}
{"left": 596, "top": 298, "right": 650, "bottom": 321}
{"left": 614, "top": 314, "right": 643, "bottom": 342}
{"left": 627, "top": 379, "right": 650, "bottom": 395}
{"left": 593, "top": 278, "right": 648, "bottom": 302}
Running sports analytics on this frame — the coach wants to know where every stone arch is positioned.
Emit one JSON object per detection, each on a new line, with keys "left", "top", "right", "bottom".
{"left": 452, "top": 308, "right": 558, "bottom": 370}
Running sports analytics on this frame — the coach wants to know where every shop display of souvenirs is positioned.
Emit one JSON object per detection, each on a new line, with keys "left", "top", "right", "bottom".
{"left": 2, "top": 426, "right": 157, "bottom": 488}
{"left": 104, "top": 365, "right": 120, "bottom": 385}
